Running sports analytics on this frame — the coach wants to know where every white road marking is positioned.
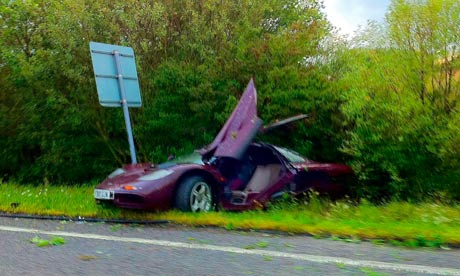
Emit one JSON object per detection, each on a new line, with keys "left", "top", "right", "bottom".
{"left": 0, "top": 225, "right": 459, "bottom": 275}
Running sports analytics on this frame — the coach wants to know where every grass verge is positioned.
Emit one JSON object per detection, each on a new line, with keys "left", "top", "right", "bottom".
{"left": 1, "top": 182, "right": 460, "bottom": 248}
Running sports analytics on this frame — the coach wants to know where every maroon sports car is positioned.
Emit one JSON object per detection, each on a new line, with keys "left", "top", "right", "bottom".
{"left": 94, "top": 79, "right": 353, "bottom": 212}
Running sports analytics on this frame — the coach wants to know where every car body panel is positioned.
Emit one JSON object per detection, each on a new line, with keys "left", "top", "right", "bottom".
{"left": 261, "top": 114, "right": 309, "bottom": 133}
{"left": 292, "top": 161, "right": 354, "bottom": 177}
{"left": 199, "top": 78, "right": 263, "bottom": 160}
{"left": 290, "top": 161, "right": 354, "bottom": 196}
{"left": 97, "top": 162, "right": 224, "bottom": 210}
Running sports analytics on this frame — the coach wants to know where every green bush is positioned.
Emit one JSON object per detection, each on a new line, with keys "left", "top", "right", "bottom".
{"left": 0, "top": 0, "right": 333, "bottom": 183}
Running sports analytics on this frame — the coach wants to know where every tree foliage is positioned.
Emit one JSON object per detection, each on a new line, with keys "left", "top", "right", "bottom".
{"left": 0, "top": 0, "right": 335, "bottom": 183}
{"left": 339, "top": 0, "right": 460, "bottom": 200}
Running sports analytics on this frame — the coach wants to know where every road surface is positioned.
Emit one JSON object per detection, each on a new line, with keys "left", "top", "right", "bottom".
{"left": 0, "top": 217, "right": 459, "bottom": 275}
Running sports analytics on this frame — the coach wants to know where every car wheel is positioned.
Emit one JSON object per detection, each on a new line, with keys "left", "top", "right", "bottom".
{"left": 175, "top": 176, "right": 214, "bottom": 212}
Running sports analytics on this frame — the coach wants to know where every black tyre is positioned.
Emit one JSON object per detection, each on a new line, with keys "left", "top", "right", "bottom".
{"left": 175, "top": 176, "right": 213, "bottom": 212}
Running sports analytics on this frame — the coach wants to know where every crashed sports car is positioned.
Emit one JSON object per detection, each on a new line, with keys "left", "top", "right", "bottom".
{"left": 94, "top": 79, "right": 353, "bottom": 212}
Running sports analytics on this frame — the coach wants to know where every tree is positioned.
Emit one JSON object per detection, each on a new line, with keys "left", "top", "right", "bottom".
{"left": 337, "top": 0, "right": 460, "bottom": 200}
{"left": 387, "top": 0, "right": 460, "bottom": 112}
{"left": 1, "top": 0, "right": 334, "bottom": 183}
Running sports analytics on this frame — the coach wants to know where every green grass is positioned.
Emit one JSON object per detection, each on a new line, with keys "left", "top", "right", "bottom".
{"left": 2, "top": 182, "right": 460, "bottom": 247}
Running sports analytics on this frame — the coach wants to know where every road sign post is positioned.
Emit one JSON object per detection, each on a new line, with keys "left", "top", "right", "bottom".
{"left": 89, "top": 42, "right": 142, "bottom": 164}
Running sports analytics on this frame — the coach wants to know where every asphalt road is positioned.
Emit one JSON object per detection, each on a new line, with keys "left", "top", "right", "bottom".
{"left": 0, "top": 217, "right": 459, "bottom": 276}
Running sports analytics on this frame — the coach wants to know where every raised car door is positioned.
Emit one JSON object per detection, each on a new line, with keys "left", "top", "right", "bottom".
{"left": 199, "top": 79, "right": 263, "bottom": 160}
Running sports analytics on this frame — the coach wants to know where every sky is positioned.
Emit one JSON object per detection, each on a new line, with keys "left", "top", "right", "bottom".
{"left": 322, "top": 0, "right": 391, "bottom": 36}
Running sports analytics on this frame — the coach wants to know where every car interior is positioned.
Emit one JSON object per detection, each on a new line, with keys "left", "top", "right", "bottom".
{"left": 217, "top": 144, "right": 285, "bottom": 203}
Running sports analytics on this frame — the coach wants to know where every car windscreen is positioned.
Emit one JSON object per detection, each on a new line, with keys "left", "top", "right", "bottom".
{"left": 173, "top": 151, "right": 203, "bottom": 164}
{"left": 273, "top": 146, "right": 306, "bottom": 163}
{"left": 157, "top": 152, "right": 203, "bottom": 169}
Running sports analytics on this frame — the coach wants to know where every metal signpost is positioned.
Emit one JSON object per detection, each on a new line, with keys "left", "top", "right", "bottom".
{"left": 89, "top": 42, "right": 142, "bottom": 164}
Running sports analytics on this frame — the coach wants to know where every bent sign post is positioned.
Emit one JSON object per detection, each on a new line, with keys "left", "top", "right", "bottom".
{"left": 89, "top": 42, "right": 142, "bottom": 164}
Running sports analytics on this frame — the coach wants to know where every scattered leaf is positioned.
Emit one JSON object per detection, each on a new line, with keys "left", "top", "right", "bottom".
{"left": 110, "top": 224, "right": 122, "bottom": 232}
{"left": 263, "top": 255, "right": 273, "bottom": 261}
{"left": 51, "top": 236, "right": 66, "bottom": 245}
{"left": 360, "top": 267, "right": 387, "bottom": 276}
{"left": 30, "top": 236, "right": 42, "bottom": 244}
{"left": 30, "top": 236, "right": 65, "bottom": 247}
{"left": 37, "top": 240, "right": 51, "bottom": 247}
{"left": 244, "top": 244, "right": 256, "bottom": 250}
{"left": 256, "top": 241, "right": 268, "bottom": 248}
{"left": 78, "top": 255, "right": 97, "bottom": 261}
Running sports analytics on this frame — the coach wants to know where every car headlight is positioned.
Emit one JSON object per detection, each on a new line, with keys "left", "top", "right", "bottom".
{"left": 108, "top": 168, "right": 125, "bottom": 179}
{"left": 138, "top": 169, "right": 173, "bottom": 181}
